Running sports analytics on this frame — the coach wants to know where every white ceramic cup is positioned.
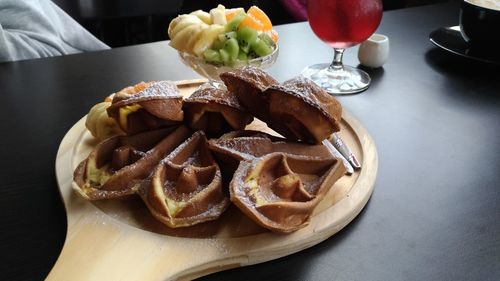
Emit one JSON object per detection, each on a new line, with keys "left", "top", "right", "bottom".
{"left": 358, "top": 34, "right": 390, "bottom": 68}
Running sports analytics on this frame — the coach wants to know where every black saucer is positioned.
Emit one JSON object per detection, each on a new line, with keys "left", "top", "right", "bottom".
{"left": 429, "top": 26, "right": 500, "bottom": 65}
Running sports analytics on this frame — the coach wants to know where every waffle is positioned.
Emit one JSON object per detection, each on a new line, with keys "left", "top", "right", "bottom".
{"left": 230, "top": 152, "right": 346, "bottom": 233}
{"left": 208, "top": 130, "right": 334, "bottom": 178}
{"left": 139, "top": 131, "right": 230, "bottom": 227}
{"left": 73, "top": 126, "right": 191, "bottom": 200}
{"left": 264, "top": 76, "right": 342, "bottom": 143}
{"left": 183, "top": 87, "right": 253, "bottom": 137}
{"left": 221, "top": 67, "right": 342, "bottom": 143}
{"left": 107, "top": 81, "right": 184, "bottom": 134}
{"left": 220, "top": 66, "right": 278, "bottom": 122}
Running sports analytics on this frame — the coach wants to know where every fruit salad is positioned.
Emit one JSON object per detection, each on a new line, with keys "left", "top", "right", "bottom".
{"left": 168, "top": 5, "right": 278, "bottom": 67}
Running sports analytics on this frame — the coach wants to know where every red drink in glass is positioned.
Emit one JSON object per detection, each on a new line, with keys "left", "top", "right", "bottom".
{"left": 308, "top": 0, "right": 383, "bottom": 49}
{"left": 302, "top": 0, "right": 383, "bottom": 94}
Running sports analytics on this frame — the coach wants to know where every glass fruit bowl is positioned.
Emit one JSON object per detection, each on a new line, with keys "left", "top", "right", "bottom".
{"left": 178, "top": 45, "right": 279, "bottom": 88}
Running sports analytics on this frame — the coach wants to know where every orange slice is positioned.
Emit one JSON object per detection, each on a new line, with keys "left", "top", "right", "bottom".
{"left": 248, "top": 6, "right": 272, "bottom": 30}
{"left": 240, "top": 6, "right": 272, "bottom": 32}
{"left": 270, "top": 29, "right": 279, "bottom": 43}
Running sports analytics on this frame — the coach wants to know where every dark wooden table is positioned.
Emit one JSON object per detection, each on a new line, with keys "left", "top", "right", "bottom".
{"left": 1, "top": 1, "right": 499, "bottom": 280}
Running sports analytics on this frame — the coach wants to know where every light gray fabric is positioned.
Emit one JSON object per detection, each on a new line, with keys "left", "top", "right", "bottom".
{"left": 0, "top": 0, "right": 109, "bottom": 62}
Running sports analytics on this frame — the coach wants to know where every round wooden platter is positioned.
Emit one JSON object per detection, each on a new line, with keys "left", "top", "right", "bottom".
{"left": 49, "top": 80, "right": 378, "bottom": 281}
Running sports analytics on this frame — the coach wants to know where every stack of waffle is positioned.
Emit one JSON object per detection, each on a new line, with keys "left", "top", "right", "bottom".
{"left": 75, "top": 67, "right": 348, "bottom": 233}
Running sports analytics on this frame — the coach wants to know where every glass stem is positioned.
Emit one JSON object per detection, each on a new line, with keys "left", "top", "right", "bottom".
{"left": 329, "top": 48, "right": 345, "bottom": 72}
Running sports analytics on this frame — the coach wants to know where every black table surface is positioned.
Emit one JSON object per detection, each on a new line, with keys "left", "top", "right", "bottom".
{"left": 1, "top": 1, "right": 499, "bottom": 280}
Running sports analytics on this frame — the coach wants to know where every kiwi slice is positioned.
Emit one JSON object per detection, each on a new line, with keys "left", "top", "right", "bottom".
{"left": 219, "top": 49, "right": 230, "bottom": 64}
{"left": 218, "top": 31, "right": 237, "bottom": 43}
{"left": 211, "top": 38, "right": 224, "bottom": 50}
{"left": 223, "top": 38, "right": 239, "bottom": 61}
{"left": 237, "top": 51, "right": 248, "bottom": 61}
{"left": 204, "top": 49, "right": 221, "bottom": 63}
{"left": 258, "top": 33, "right": 275, "bottom": 48}
{"left": 237, "top": 27, "right": 258, "bottom": 54}
{"left": 226, "top": 12, "right": 246, "bottom": 32}
{"left": 251, "top": 38, "right": 273, "bottom": 57}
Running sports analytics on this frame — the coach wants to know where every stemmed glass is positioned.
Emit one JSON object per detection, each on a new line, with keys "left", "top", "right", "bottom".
{"left": 302, "top": 0, "right": 383, "bottom": 95}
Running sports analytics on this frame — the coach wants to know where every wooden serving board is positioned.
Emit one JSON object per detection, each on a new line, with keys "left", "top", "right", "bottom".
{"left": 49, "top": 80, "right": 378, "bottom": 281}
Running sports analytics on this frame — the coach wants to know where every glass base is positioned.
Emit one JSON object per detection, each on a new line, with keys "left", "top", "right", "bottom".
{"left": 208, "top": 80, "right": 226, "bottom": 89}
{"left": 196, "top": 80, "right": 226, "bottom": 90}
{"left": 301, "top": 63, "right": 371, "bottom": 95}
